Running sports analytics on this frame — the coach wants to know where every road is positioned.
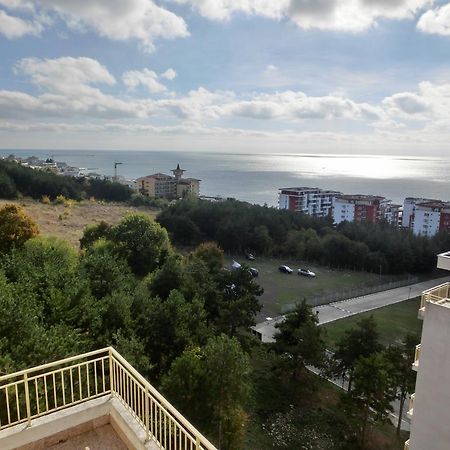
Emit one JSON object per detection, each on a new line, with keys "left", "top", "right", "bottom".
{"left": 252, "top": 275, "right": 450, "bottom": 343}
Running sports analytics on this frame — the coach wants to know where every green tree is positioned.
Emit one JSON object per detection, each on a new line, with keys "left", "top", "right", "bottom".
{"left": 79, "top": 240, "right": 134, "bottom": 299}
{"left": 0, "top": 204, "right": 39, "bottom": 254}
{"left": 272, "top": 300, "right": 325, "bottom": 379}
{"left": 216, "top": 267, "right": 263, "bottom": 335}
{"left": 333, "top": 316, "right": 382, "bottom": 391}
{"left": 384, "top": 334, "right": 418, "bottom": 435}
{"left": 133, "top": 289, "right": 210, "bottom": 376}
{"left": 162, "top": 334, "right": 250, "bottom": 450}
{"left": 109, "top": 214, "right": 171, "bottom": 276}
{"left": 350, "top": 353, "right": 396, "bottom": 447}
{"left": 191, "top": 241, "right": 224, "bottom": 274}
{"left": 79, "top": 221, "right": 111, "bottom": 249}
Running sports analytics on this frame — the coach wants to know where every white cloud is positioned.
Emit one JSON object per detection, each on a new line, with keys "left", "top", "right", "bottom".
{"left": 417, "top": 3, "right": 450, "bottom": 35}
{"left": 0, "top": 0, "right": 189, "bottom": 49}
{"left": 123, "top": 69, "right": 167, "bottom": 93}
{"left": 0, "top": 9, "right": 41, "bottom": 37}
{"left": 170, "top": 0, "right": 288, "bottom": 21}
{"left": 172, "top": 0, "right": 432, "bottom": 31}
{"left": 161, "top": 68, "right": 177, "bottom": 80}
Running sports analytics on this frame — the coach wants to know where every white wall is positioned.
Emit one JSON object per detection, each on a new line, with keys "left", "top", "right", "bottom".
{"left": 333, "top": 200, "right": 355, "bottom": 224}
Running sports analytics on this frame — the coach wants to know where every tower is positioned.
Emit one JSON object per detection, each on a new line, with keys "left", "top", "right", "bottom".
{"left": 171, "top": 163, "right": 186, "bottom": 181}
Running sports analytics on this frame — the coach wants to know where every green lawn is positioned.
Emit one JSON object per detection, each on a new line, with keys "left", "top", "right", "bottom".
{"left": 227, "top": 256, "right": 397, "bottom": 318}
{"left": 322, "top": 297, "right": 423, "bottom": 350}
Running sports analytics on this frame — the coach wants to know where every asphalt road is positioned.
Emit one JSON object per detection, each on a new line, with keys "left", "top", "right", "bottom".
{"left": 252, "top": 275, "right": 450, "bottom": 342}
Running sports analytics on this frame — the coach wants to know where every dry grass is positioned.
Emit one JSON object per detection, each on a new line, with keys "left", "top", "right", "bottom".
{"left": 0, "top": 198, "right": 158, "bottom": 248}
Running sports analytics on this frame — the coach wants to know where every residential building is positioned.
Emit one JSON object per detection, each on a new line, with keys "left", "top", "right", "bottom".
{"left": 136, "top": 164, "right": 200, "bottom": 199}
{"left": 405, "top": 251, "right": 450, "bottom": 450}
{"left": 278, "top": 187, "right": 341, "bottom": 217}
{"left": 0, "top": 347, "right": 217, "bottom": 450}
{"left": 402, "top": 197, "right": 450, "bottom": 236}
{"left": 333, "top": 194, "right": 387, "bottom": 225}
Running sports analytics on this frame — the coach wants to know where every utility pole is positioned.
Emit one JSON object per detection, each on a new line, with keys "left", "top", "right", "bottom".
{"left": 114, "top": 162, "right": 123, "bottom": 181}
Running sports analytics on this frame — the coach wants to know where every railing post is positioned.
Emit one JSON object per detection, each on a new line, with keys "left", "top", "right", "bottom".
{"left": 145, "top": 386, "right": 150, "bottom": 441}
{"left": 108, "top": 348, "right": 114, "bottom": 397}
{"left": 196, "top": 436, "right": 201, "bottom": 450}
{"left": 24, "top": 373, "right": 31, "bottom": 427}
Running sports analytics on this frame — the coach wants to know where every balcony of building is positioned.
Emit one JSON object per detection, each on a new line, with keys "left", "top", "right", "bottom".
{"left": 437, "top": 251, "right": 450, "bottom": 271}
{"left": 404, "top": 439, "right": 410, "bottom": 450}
{"left": 418, "top": 282, "right": 450, "bottom": 319}
{"left": 407, "top": 393, "right": 415, "bottom": 419}
{"left": 412, "top": 344, "right": 421, "bottom": 372}
{"left": 0, "top": 347, "right": 216, "bottom": 450}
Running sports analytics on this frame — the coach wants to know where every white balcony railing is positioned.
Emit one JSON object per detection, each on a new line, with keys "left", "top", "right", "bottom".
{"left": 420, "top": 282, "right": 450, "bottom": 315}
{"left": 407, "top": 393, "right": 415, "bottom": 418}
{"left": 412, "top": 344, "right": 421, "bottom": 371}
{"left": 0, "top": 347, "right": 217, "bottom": 450}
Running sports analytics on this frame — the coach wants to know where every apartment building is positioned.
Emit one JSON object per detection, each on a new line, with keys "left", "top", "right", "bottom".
{"left": 278, "top": 187, "right": 341, "bottom": 217}
{"left": 136, "top": 164, "right": 200, "bottom": 199}
{"left": 405, "top": 251, "right": 450, "bottom": 450}
{"left": 332, "top": 194, "right": 389, "bottom": 225}
{"left": 402, "top": 197, "right": 450, "bottom": 236}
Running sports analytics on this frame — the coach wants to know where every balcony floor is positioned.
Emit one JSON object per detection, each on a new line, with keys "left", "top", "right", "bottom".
{"left": 48, "top": 424, "right": 127, "bottom": 450}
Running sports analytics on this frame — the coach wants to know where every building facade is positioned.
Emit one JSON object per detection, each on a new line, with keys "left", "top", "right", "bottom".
{"left": 278, "top": 187, "right": 341, "bottom": 218}
{"left": 136, "top": 164, "right": 200, "bottom": 199}
{"left": 402, "top": 198, "right": 450, "bottom": 236}
{"left": 405, "top": 251, "right": 450, "bottom": 450}
{"left": 332, "top": 194, "right": 388, "bottom": 225}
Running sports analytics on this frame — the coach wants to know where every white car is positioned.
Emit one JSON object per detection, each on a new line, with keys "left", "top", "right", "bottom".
{"left": 298, "top": 268, "right": 316, "bottom": 277}
{"left": 279, "top": 265, "right": 293, "bottom": 274}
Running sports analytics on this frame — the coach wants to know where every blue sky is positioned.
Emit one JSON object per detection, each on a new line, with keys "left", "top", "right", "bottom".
{"left": 1, "top": 0, "right": 450, "bottom": 155}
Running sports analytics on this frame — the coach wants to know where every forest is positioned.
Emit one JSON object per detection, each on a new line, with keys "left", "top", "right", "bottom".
{"left": 0, "top": 204, "right": 415, "bottom": 449}
{"left": 0, "top": 160, "right": 133, "bottom": 202}
{"left": 157, "top": 198, "right": 450, "bottom": 274}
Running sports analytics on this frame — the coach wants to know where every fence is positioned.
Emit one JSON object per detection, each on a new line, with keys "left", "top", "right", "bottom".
{"left": 290, "top": 275, "right": 419, "bottom": 309}
{"left": 0, "top": 347, "right": 217, "bottom": 450}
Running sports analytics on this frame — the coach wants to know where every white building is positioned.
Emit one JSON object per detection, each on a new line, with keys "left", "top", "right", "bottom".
{"left": 278, "top": 187, "right": 341, "bottom": 218}
{"left": 402, "top": 198, "right": 450, "bottom": 236}
{"left": 406, "top": 251, "right": 450, "bottom": 450}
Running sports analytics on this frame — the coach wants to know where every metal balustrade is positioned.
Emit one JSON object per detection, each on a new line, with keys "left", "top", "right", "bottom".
{"left": 0, "top": 347, "right": 217, "bottom": 450}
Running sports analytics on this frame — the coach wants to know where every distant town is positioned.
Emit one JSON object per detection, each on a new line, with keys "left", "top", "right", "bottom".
{"left": 2, "top": 154, "right": 449, "bottom": 237}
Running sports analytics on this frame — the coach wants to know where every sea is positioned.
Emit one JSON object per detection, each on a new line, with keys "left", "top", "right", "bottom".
{"left": 1, "top": 149, "right": 449, "bottom": 207}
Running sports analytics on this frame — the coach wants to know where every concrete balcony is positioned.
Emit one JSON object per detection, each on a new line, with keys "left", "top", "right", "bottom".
{"left": 0, "top": 347, "right": 216, "bottom": 450}
{"left": 419, "top": 282, "right": 450, "bottom": 319}
{"left": 412, "top": 344, "right": 421, "bottom": 372}
{"left": 407, "top": 393, "right": 415, "bottom": 419}
{"left": 437, "top": 251, "right": 450, "bottom": 271}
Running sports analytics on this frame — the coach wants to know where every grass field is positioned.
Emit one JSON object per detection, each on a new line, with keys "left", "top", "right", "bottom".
{"left": 227, "top": 256, "right": 396, "bottom": 318}
{"left": 322, "top": 297, "right": 423, "bottom": 350}
{"left": 0, "top": 198, "right": 158, "bottom": 248}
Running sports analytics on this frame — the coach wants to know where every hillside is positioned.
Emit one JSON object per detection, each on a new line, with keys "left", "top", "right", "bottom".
{"left": 0, "top": 198, "right": 158, "bottom": 247}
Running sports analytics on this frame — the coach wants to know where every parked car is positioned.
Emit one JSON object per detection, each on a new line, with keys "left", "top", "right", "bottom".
{"left": 231, "top": 260, "right": 241, "bottom": 270}
{"left": 298, "top": 268, "right": 316, "bottom": 277}
{"left": 245, "top": 253, "right": 255, "bottom": 261}
{"left": 248, "top": 267, "right": 259, "bottom": 277}
{"left": 279, "top": 265, "right": 293, "bottom": 274}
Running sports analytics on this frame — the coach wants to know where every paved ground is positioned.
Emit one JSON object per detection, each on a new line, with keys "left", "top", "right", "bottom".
{"left": 252, "top": 275, "right": 450, "bottom": 342}
{"left": 49, "top": 424, "right": 127, "bottom": 450}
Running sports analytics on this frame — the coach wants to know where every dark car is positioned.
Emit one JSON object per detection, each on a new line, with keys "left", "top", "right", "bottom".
{"left": 248, "top": 267, "right": 259, "bottom": 277}
{"left": 278, "top": 265, "right": 293, "bottom": 274}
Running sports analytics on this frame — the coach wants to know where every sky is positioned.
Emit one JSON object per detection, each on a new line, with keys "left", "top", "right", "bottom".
{"left": 1, "top": 0, "right": 450, "bottom": 155}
